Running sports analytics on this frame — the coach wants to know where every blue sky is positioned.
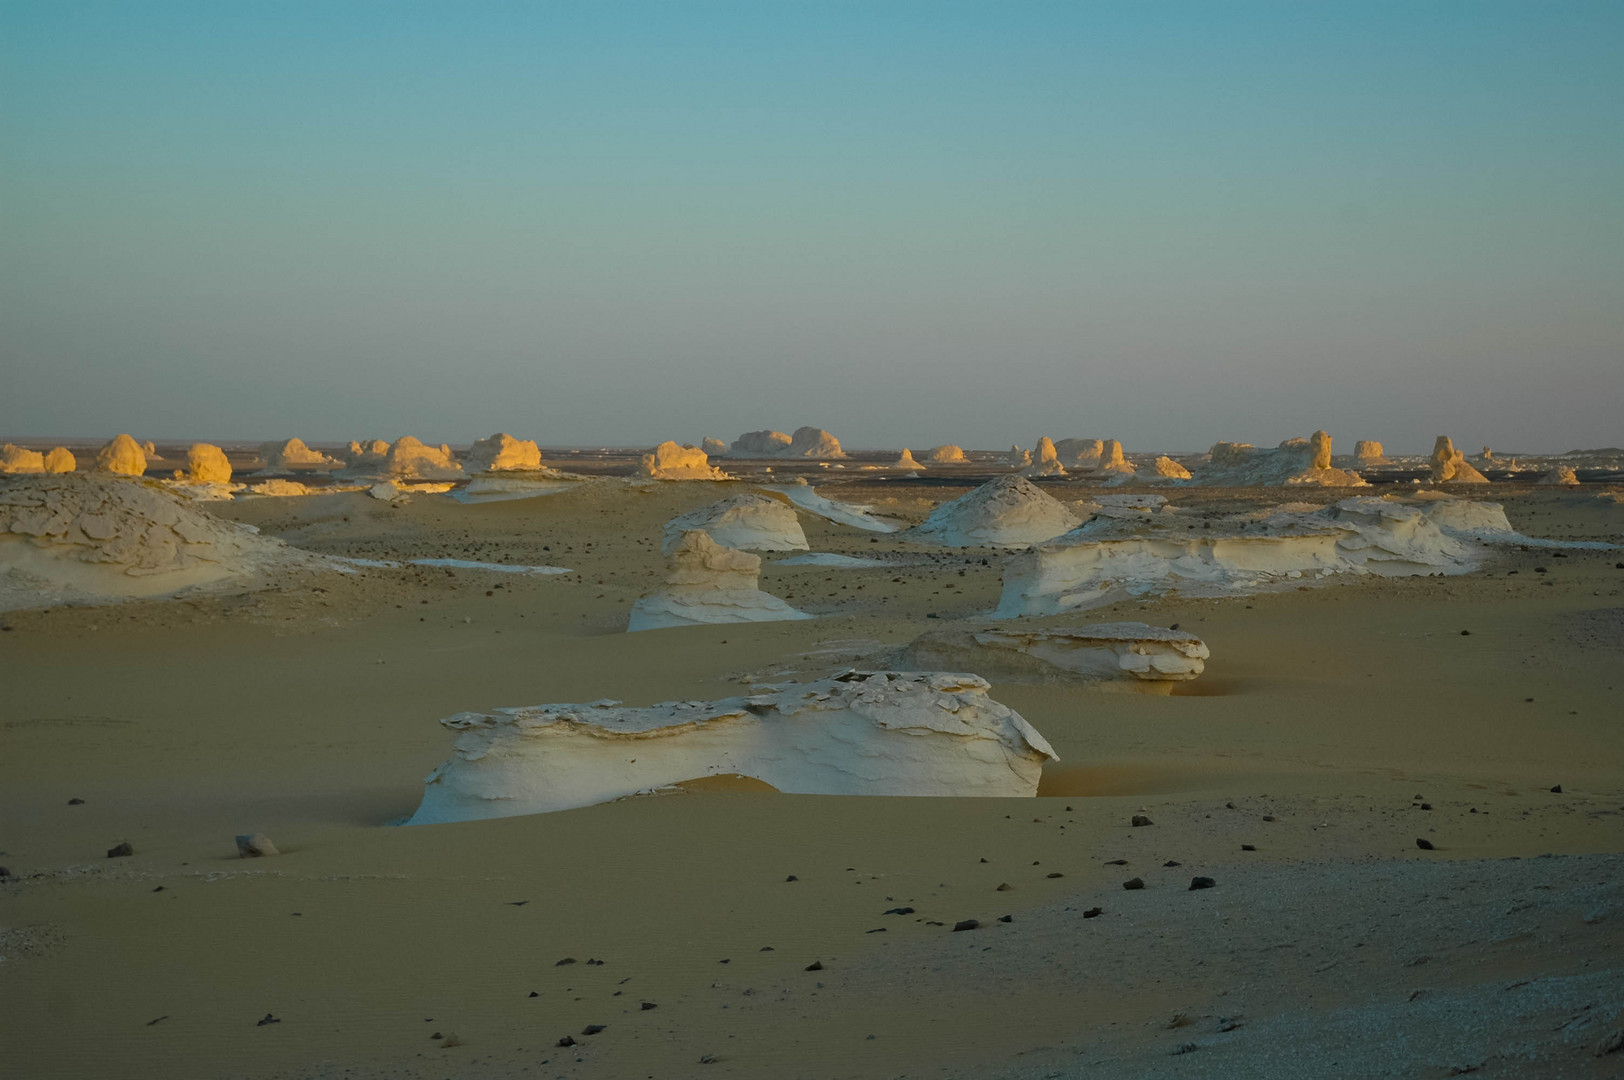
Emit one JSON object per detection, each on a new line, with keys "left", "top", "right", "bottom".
{"left": 2, "top": 1, "right": 1620, "bottom": 451}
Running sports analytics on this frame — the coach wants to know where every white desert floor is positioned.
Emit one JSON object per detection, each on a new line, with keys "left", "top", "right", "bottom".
{"left": 2, "top": 477, "right": 1623, "bottom": 1079}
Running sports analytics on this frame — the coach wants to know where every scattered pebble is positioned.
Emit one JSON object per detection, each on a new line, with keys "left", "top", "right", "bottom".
{"left": 1122, "top": 877, "right": 1145, "bottom": 890}
{"left": 107, "top": 842, "right": 133, "bottom": 858}
{"left": 1550, "top": 785, "right": 1563, "bottom": 794}
{"left": 235, "top": 834, "right": 278, "bottom": 858}
{"left": 997, "top": 914, "right": 1013, "bottom": 923}
{"left": 1083, "top": 907, "right": 1103, "bottom": 919}
{"left": 1046, "top": 872, "right": 1064, "bottom": 879}
{"left": 1189, "top": 877, "right": 1217, "bottom": 891}
{"left": 804, "top": 961, "right": 823, "bottom": 971}
{"left": 996, "top": 882, "right": 1012, "bottom": 892}
{"left": 1131, "top": 815, "right": 1153, "bottom": 827}
{"left": 555, "top": 957, "right": 576, "bottom": 966}
{"left": 1416, "top": 838, "right": 1436, "bottom": 851}
{"left": 953, "top": 919, "right": 980, "bottom": 932}
{"left": 581, "top": 1024, "right": 606, "bottom": 1036}
{"left": 256, "top": 1013, "right": 280, "bottom": 1027}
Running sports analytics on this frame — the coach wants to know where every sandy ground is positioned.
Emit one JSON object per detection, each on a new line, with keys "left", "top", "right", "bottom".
{"left": 2, "top": 476, "right": 1622, "bottom": 1079}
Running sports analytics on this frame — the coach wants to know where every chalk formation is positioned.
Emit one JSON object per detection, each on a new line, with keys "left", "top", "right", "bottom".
{"left": 627, "top": 529, "right": 811, "bottom": 632}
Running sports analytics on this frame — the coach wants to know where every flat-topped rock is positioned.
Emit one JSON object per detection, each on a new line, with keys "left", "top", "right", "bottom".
{"left": 910, "top": 475, "right": 1080, "bottom": 548}
{"left": 639, "top": 441, "right": 730, "bottom": 481}
{"left": 662, "top": 494, "right": 807, "bottom": 553}
{"left": 883, "top": 622, "right": 1209, "bottom": 690}
{"left": 467, "top": 433, "right": 543, "bottom": 472}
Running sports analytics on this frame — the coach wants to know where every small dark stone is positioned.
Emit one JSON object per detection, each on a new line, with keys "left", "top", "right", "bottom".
{"left": 0, "top": 867, "right": 10, "bottom": 879}
{"left": 1596, "top": 1028, "right": 1624, "bottom": 1057}
{"left": 952, "top": 919, "right": 980, "bottom": 932}
{"left": 581, "top": 1024, "right": 606, "bottom": 1036}
{"left": 152, "top": 885, "right": 163, "bottom": 892}
{"left": 68, "top": 797, "right": 85, "bottom": 805}
{"left": 995, "top": 882, "right": 1011, "bottom": 892}
{"left": 1460, "top": 630, "right": 1471, "bottom": 636}
{"left": 1189, "top": 877, "right": 1217, "bottom": 891}
{"left": 528, "top": 991, "right": 538, "bottom": 997}
{"left": 1082, "top": 907, "right": 1103, "bottom": 919}
{"left": 1550, "top": 785, "right": 1563, "bottom": 794}
{"left": 1241, "top": 844, "right": 1256, "bottom": 851}
{"left": 804, "top": 961, "right": 823, "bottom": 971}
{"left": 979, "top": 857, "right": 988, "bottom": 863}
{"left": 998, "top": 914, "right": 1013, "bottom": 923}
{"left": 1225, "top": 802, "right": 1236, "bottom": 809}
{"left": 1163, "top": 860, "right": 1181, "bottom": 867}
{"left": 586, "top": 958, "right": 604, "bottom": 965}
{"left": 1416, "top": 838, "right": 1435, "bottom": 850}
{"left": 641, "top": 1001, "right": 657, "bottom": 1010}
{"left": 430, "top": 1032, "right": 442, "bottom": 1040}
{"left": 107, "top": 842, "right": 133, "bottom": 858}
{"left": 1172, "top": 1042, "right": 1200, "bottom": 1055}
{"left": 699, "top": 1054, "right": 717, "bottom": 1064}
{"left": 883, "top": 907, "right": 914, "bottom": 915}
{"left": 555, "top": 957, "right": 576, "bottom": 966}
{"left": 865, "top": 927, "right": 886, "bottom": 933}
{"left": 784, "top": 875, "right": 798, "bottom": 882}
{"left": 1131, "top": 815, "right": 1153, "bottom": 827}
{"left": 1105, "top": 859, "right": 1128, "bottom": 866}
{"left": 556, "top": 1035, "right": 576, "bottom": 1048}
{"left": 1046, "top": 872, "right": 1064, "bottom": 879}
{"left": 1262, "top": 815, "right": 1277, "bottom": 822}
{"left": 1122, "top": 877, "right": 1145, "bottom": 890}
{"left": 759, "top": 946, "right": 774, "bottom": 951}
{"left": 1420, "top": 803, "right": 1432, "bottom": 810}
{"left": 256, "top": 1013, "right": 280, "bottom": 1026}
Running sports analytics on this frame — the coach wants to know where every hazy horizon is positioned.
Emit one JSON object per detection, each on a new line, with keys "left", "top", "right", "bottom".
{"left": 4, "top": 2, "right": 1621, "bottom": 452}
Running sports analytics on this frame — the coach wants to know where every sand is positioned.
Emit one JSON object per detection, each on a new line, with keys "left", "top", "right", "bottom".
{"left": 2, "top": 474, "right": 1622, "bottom": 1079}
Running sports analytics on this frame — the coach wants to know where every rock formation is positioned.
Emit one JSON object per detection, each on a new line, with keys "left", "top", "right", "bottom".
{"left": 1354, "top": 440, "right": 1388, "bottom": 465}
{"left": 760, "top": 483, "right": 903, "bottom": 533}
{"left": 245, "top": 479, "right": 311, "bottom": 497}
{"left": 185, "top": 444, "right": 233, "bottom": 484}
{"left": 661, "top": 495, "right": 808, "bottom": 553}
{"left": 894, "top": 448, "right": 924, "bottom": 470}
{"left": 1192, "top": 432, "right": 1366, "bottom": 486}
{"left": 925, "top": 445, "right": 969, "bottom": 464}
{"left": 345, "top": 439, "right": 391, "bottom": 468}
{"left": 729, "top": 430, "right": 794, "bottom": 457}
{"left": 1023, "top": 437, "right": 1067, "bottom": 478}
{"left": 450, "top": 476, "right": 577, "bottom": 504}
{"left": 466, "top": 433, "right": 543, "bottom": 472}
{"left": 627, "top": 530, "right": 812, "bottom": 632}
{"left": 702, "top": 437, "right": 728, "bottom": 457}
{"left": 1430, "top": 436, "right": 1490, "bottom": 484}
{"left": 94, "top": 435, "right": 147, "bottom": 476}
{"left": 1054, "top": 439, "right": 1104, "bottom": 468}
{"left": 42, "top": 447, "right": 76, "bottom": 474}
{"left": 639, "top": 441, "right": 730, "bottom": 481}
{"left": 405, "top": 670, "right": 1057, "bottom": 823}
{"left": 257, "top": 438, "right": 337, "bottom": 473}
{"left": 884, "top": 623, "right": 1209, "bottom": 690}
{"left": 1, "top": 473, "right": 329, "bottom": 611}
{"left": 1007, "top": 445, "right": 1032, "bottom": 467}
{"left": 1138, "top": 456, "right": 1192, "bottom": 481}
{"left": 910, "top": 475, "right": 1081, "bottom": 548}
{"left": 1097, "top": 439, "right": 1134, "bottom": 475}
{"left": 0, "top": 445, "right": 45, "bottom": 475}
{"left": 785, "top": 426, "right": 846, "bottom": 459}
{"left": 140, "top": 440, "right": 158, "bottom": 457}
{"left": 382, "top": 437, "right": 464, "bottom": 481}
{"left": 1539, "top": 465, "right": 1580, "bottom": 486}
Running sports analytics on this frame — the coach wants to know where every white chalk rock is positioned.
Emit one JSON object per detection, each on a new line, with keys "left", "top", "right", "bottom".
{"left": 1430, "top": 436, "right": 1490, "bottom": 484}
{"left": 1097, "top": 439, "right": 1135, "bottom": 475}
{"left": 467, "top": 433, "right": 543, "bottom": 472}
{"left": 729, "top": 430, "right": 793, "bottom": 457}
{"left": 1540, "top": 465, "right": 1580, "bottom": 486}
{"left": 1007, "top": 445, "right": 1032, "bottom": 468}
{"left": 345, "top": 439, "right": 392, "bottom": 468}
{"left": 628, "top": 530, "right": 811, "bottom": 632}
{"left": 702, "top": 437, "right": 729, "bottom": 457}
{"left": 246, "top": 479, "right": 311, "bottom": 497}
{"left": 1139, "top": 456, "right": 1192, "bottom": 481}
{"left": 786, "top": 426, "right": 846, "bottom": 459}
{"left": 0, "top": 474, "right": 328, "bottom": 611}
{"left": 141, "top": 440, "right": 158, "bottom": 457}
{"left": 0, "top": 445, "right": 46, "bottom": 475}
{"left": 761, "top": 483, "right": 903, "bottom": 533}
{"left": 886, "top": 623, "right": 1209, "bottom": 689}
{"left": 257, "top": 438, "right": 338, "bottom": 474}
{"left": 405, "top": 670, "right": 1057, "bottom": 823}
{"left": 1023, "top": 437, "right": 1067, "bottom": 477}
{"left": 186, "top": 444, "right": 233, "bottom": 484}
{"left": 925, "top": 445, "right": 968, "bottom": 464}
{"left": 1053, "top": 438, "right": 1103, "bottom": 468}
{"left": 662, "top": 495, "right": 807, "bottom": 553}
{"left": 894, "top": 448, "right": 925, "bottom": 470}
{"left": 910, "top": 475, "right": 1081, "bottom": 548}
{"left": 639, "top": 441, "right": 730, "bottom": 481}
{"left": 383, "top": 437, "right": 463, "bottom": 480}
{"left": 1354, "top": 440, "right": 1388, "bottom": 465}
{"left": 94, "top": 435, "right": 147, "bottom": 477}
{"left": 1193, "top": 432, "right": 1367, "bottom": 486}
{"left": 450, "top": 476, "right": 577, "bottom": 503}
{"left": 43, "top": 448, "right": 76, "bottom": 474}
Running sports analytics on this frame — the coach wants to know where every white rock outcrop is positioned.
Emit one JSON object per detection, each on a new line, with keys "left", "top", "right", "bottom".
{"left": 628, "top": 530, "right": 812, "bottom": 632}
{"left": 1540, "top": 465, "right": 1580, "bottom": 486}
{"left": 1097, "top": 439, "right": 1135, "bottom": 475}
{"left": 910, "top": 475, "right": 1081, "bottom": 548}
{"left": 661, "top": 495, "right": 808, "bottom": 553}
{"left": 1023, "top": 437, "right": 1067, "bottom": 477}
{"left": 94, "top": 435, "right": 147, "bottom": 477}
{"left": 786, "top": 426, "right": 846, "bottom": 459}
{"left": 245, "top": 479, "right": 312, "bottom": 497}
{"left": 1007, "top": 445, "right": 1032, "bottom": 468}
{"left": 1054, "top": 438, "right": 1104, "bottom": 469}
{"left": 1193, "top": 432, "right": 1367, "bottom": 486}
{"left": 1430, "top": 436, "right": 1490, "bottom": 484}
{"left": 0, "top": 445, "right": 46, "bottom": 475}
{"left": 925, "top": 445, "right": 968, "bottom": 464}
{"left": 43, "top": 447, "right": 76, "bottom": 474}
{"left": 185, "top": 444, "right": 233, "bottom": 484}
{"left": 702, "top": 437, "right": 729, "bottom": 457}
{"left": 257, "top": 438, "right": 338, "bottom": 473}
{"left": 1, "top": 474, "right": 328, "bottom": 611}
{"left": 884, "top": 623, "right": 1209, "bottom": 689}
{"left": 1139, "top": 456, "right": 1193, "bottom": 481}
{"left": 450, "top": 476, "right": 577, "bottom": 504}
{"left": 383, "top": 437, "right": 463, "bottom": 481}
{"left": 466, "top": 433, "right": 543, "bottom": 472}
{"left": 1354, "top": 440, "right": 1388, "bottom": 465}
{"left": 894, "top": 448, "right": 924, "bottom": 470}
{"left": 405, "top": 670, "right": 1057, "bottom": 823}
{"left": 639, "top": 441, "right": 730, "bottom": 481}
{"left": 761, "top": 483, "right": 903, "bottom": 533}
{"left": 729, "top": 430, "right": 794, "bottom": 457}
{"left": 345, "top": 439, "right": 392, "bottom": 468}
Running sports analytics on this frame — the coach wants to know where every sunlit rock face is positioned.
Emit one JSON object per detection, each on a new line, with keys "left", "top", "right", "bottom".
{"left": 894, "top": 448, "right": 924, "bottom": 470}
{"left": 661, "top": 495, "right": 807, "bottom": 553}
{"left": 466, "top": 433, "right": 543, "bottom": 472}
{"left": 1023, "top": 437, "right": 1067, "bottom": 477}
{"left": 1430, "top": 436, "right": 1490, "bottom": 484}
{"left": 924, "top": 445, "right": 968, "bottom": 464}
{"left": 1354, "top": 440, "right": 1388, "bottom": 465}
{"left": 383, "top": 437, "right": 464, "bottom": 481}
{"left": 42, "top": 447, "right": 77, "bottom": 474}
{"left": 883, "top": 622, "right": 1209, "bottom": 691}
{"left": 404, "top": 670, "right": 1058, "bottom": 824}
{"left": 94, "top": 434, "right": 147, "bottom": 477}
{"left": 639, "top": 441, "right": 730, "bottom": 480}
{"left": 909, "top": 475, "right": 1080, "bottom": 549}
{"left": 257, "top": 438, "right": 338, "bottom": 474}
{"left": 627, "top": 529, "right": 811, "bottom": 632}
{"left": 185, "top": 443, "right": 233, "bottom": 484}
{"left": 0, "top": 445, "right": 46, "bottom": 475}
{"left": 1053, "top": 438, "right": 1103, "bottom": 468}
{"left": 1192, "top": 432, "right": 1366, "bottom": 487}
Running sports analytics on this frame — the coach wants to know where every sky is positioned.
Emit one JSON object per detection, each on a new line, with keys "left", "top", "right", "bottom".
{"left": 2, "top": 1, "right": 1621, "bottom": 453}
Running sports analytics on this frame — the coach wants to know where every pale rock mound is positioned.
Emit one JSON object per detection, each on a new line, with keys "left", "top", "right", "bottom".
{"left": 140, "top": 440, "right": 158, "bottom": 457}
{"left": 405, "top": 670, "right": 1057, "bottom": 823}
{"left": 925, "top": 445, "right": 968, "bottom": 464}
{"left": 466, "top": 433, "right": 543, "bottom": 472}
{"left": 1054, "top": 439, "right": 1104, "bottom": 468}
{"left": 627, "top": 530, "right": 811, "bottom": 631}
{"left": 1008, "top": 445, "right": 1032, "bottom": 467}
{"left": 258, "top": 438, "right": 338, "bottom": 473}
{"left": 383, "top": 437, "right": 463, "bottom": 480}
{"left": 729, "top": 430, "right": 794, "bottom": 457}
{"left": 0, "top": 445, "right": 46, "bottom": 475}
{"left": 785, "top": 426, "right": 846, "bottom": 459}
{"left": 0, "top": 474, "right": 328, "bottom": 611}
{"left": 894, "top": 448, "right": 924, "bottom": 470}
{"left": 1540, "top": 465, "right": 1580, "bottom": 486}
{"left": 345, "top": 439, "right": 392, "bottom": 467}
{"left": 95, "top": 435, "right": 147, "bottom": 477}
{"left": 1139, "top": 456, "right": 1192, "bottom": 481}
{"left": 702, "top": 437, "right": 728, "bottom": 457}
{"left": 884, "top": 623, "right": 1209, "bottom": 691}
{"left": 910, "top": 475, "right": 1081, "bottom": 548}
{"left": 1430, "top": 436, "right": 1490, "bottom": 484}
{"left": 450, "top": 476, "right": 577, "bottom": 504}
{"left": 246, "top": 479, "right": 311, "bottom": 497}
{"left": 1023, "top": 437, "right": 1067, "bottom": 477}
{"left": 185, "top": 444, "right": 233, "bottom": 484}
{"left": 761, "top": 483, "right": 903, "bottom": 533}
{"left": 639, "top": 441, "right": 730, "bottom": 481}
{"left": 1354, "top": 440, "right": 1388, "bottom": 465}
{"left": 1194, "top": 432, "right": 1366, "bottom": 486}
{"left": 1479, "top": 446, "right": 1494, "bottom": 461}
{"left": 43, "top": 448, "right": 76, "bottom": 474}
{"left": 1097, "top": 439, "right": 1134, "bottom": 475}
{"left": 661, "top": 494, "right": 807, "bottom": 553}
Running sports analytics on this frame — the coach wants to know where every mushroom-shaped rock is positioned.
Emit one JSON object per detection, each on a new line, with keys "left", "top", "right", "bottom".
{"left": 627, "top": 530, "right": 811, "bottom": 632}
{"left": 42, "top": 447, "right": 77, "bottom": 474}
{"left": 258, "top": 438, "right": 337, "bottom": 473}
{"left": 729, "top": 430, "right": 794, "bottom": 457}
{"left": 1023, "top": 437, "right": 1067, "bottom": 477}
{"left": 894, "top": 448, "right": 924, "bottom": 470}
{"left": 405, "top": 670, "right": 1058, "bottom": 823}
{"left": 910, "top": 475, "right": 1081, "bottom": 548}
{"left": 94, "top": 435, "right": 147, "bottom": 477}
{"left": 0, "top": 445, "right": 46, "bottom": 475}
{"left": 639, "top": 441, "right": 729, "bottom": 481}
{"left": 925, "top": 445, "right": 968, "bottom": 464}
{"left": 383, "top": 437, "right": 463, "bottom": 480}
{"left": 186, "top": 444, "right": 233, "bottom": 484}
{"left": 467, "top": 433, "right": 543, "bottom": 472}
{"left": 661, "top": 494, "right": 807, "bottom": 553}
{"left": 885, "top": 623, "right": 1210, "bottom": 691}
{"left": 1430, "top": 436, "right": 1489, "bottom": 484}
